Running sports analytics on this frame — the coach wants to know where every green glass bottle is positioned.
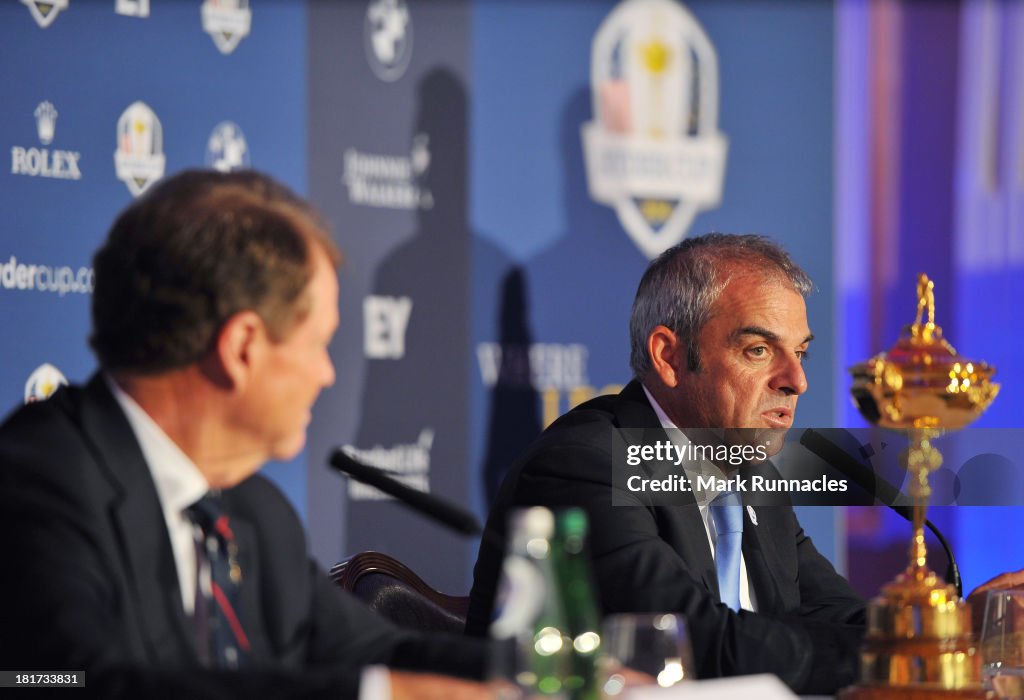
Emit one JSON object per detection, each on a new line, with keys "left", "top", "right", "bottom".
{"left": 490, "top": 507, "right": 572, "bottom": 699}
{"left": 553, "top": 508, "right": 602, "bottom": 700}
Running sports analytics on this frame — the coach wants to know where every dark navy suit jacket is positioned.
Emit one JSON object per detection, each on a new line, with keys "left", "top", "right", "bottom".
{"left": 0, "top": 374, "right": 483, "bottom": 699}
{"left": 467, "top": 380, "right": 865, "bottom": 695}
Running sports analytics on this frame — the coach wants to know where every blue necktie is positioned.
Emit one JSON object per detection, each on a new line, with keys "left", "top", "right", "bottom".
{"left": 185, "top": 493, "right": 250, "bottom": 668}
{"left": 709, "top": 491, "right": 744, "bottom": 611}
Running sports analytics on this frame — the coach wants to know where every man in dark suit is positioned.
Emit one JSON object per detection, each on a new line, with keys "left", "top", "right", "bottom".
{"left": 0, "top": 170, "right": 486, "bottom": 700}
{"left": 467, "top": 234, "right": 866, "bottom": 694}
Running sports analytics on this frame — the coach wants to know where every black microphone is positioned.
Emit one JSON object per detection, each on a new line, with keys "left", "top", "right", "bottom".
{"left": 798, "top": 428, "right": 962, "bottom": 598}
{"left": 329, "top": 448, "right": 482, "bottom": 536}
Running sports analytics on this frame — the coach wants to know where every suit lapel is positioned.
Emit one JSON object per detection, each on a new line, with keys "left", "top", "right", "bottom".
{"left": 79, "top": 374, "right": 198, "bottom": 665}
{"left": 666, "top": 505, "right": 718, "bottom": 597}
{"left": 613, "top": 381, "right": 718, "bottom": 595}
{"left": 740, "top": 464, "right": 785, "bottom": 612}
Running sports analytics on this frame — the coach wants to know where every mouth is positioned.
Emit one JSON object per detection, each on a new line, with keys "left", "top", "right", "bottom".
{"left": 760, "top": 407, "right": 793, "bottom": 428}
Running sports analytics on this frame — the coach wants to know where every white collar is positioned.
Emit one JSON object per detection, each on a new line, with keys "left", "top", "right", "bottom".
{"left": 640, "top": 383, "right": 717, "bottom": 506}
{"left": 105, "top": 375, "right": 209, "bottom": 515}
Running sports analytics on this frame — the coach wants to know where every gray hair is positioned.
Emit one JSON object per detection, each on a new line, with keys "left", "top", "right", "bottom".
{"left": 628, "top": 233, "right": 813, "bottom": 379}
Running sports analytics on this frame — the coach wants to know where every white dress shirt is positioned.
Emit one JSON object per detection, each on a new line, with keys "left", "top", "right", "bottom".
{"left": 642, "top": 385, "right": 758, "bottom": 612}
{"left": 107, "top": 378, "right": 391, "bottom": 699}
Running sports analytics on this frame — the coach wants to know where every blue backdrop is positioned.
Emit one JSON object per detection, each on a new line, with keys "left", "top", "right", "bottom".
{"left": 1, "top": 0, "right": 1019, "bottom": 596}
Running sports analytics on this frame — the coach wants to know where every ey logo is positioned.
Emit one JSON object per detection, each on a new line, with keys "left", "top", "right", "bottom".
{"left": 364, "top": 295, "right": 412, "bottom": 359}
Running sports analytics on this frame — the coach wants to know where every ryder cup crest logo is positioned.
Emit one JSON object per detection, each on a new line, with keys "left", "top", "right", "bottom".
{"left": 581, "top": 0, "right": 728, "bottom": 259}
{"left": 21, "top": 0, "right": 69, "bottom": 28}
{"left": 206, "top": 121, "right": 250, "bottom": 173}
{"left": 24, "top": 363, "right": 67, "bottom": 404}
{"left": 113, "top": 101, "right": 166, "bottom": 197}
{"left": 201, "top": 0, "right": 252, "bottom": 55}
{"left": 364, "top": 0, "right": 413, "bottom": 82}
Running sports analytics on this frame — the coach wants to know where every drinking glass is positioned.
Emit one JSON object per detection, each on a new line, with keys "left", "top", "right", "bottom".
{"left": 980, "top": 590, "right": 1024, "bottom": 699}
{"left": 599, "top": 613, "right": 695, "bottom": 696}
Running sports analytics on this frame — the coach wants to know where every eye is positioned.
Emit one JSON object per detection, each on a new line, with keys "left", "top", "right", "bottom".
{"left": 747, "top": 346, "right": 769, "bottom": 358}
{"left": 796, "top": 349, "right": 809, "bottom": 363}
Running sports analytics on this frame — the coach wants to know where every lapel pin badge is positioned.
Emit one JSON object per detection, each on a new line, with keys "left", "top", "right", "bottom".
{"left": 746, "top": 505, "right": 758, "bottom": 526}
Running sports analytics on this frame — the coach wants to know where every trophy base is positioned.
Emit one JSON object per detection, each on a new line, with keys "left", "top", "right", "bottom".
{"left": 839, "top": 684, "right": 988, "bottom": 700}
{"left": 842, "top": 565, "right": 987, "bottom": 700}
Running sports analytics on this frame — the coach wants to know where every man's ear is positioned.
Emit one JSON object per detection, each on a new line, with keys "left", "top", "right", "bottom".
{"left": 648, "top": 325, "right": 684, "bottom": 388}
{"left": 205, "top": 310, "right": 266, "bottom": 391}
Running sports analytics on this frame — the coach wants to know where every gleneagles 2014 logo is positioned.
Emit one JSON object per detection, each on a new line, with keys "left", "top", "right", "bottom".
{"left": 581, "top": 0, "right": 728, "bottom": 260}
{"left": 11, "top": 101, "right": 82, "bottom": 180}
{"left": 206, "top": 121, "right": 250, "bottom": 173}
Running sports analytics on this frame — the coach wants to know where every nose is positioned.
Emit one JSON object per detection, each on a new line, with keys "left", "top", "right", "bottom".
{"left": 771, "top": 352, "right": 808, "bottom": 397}
{"left": 323, "top": 352, "right": 336, "bottom": 388}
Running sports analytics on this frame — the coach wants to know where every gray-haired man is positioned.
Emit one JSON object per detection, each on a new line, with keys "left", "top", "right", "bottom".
{"left": 467, "top": 233, "right": 865, "bottom": 694}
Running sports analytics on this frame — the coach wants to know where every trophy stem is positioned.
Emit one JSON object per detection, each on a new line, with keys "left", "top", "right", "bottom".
{"left": 906, "top": 428, "right": 939, "bottom": 578}
{"left": 841, "top": 427, "right": 984, "bottom": 699}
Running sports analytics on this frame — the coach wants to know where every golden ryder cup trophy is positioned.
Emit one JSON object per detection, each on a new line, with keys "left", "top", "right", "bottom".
{"left": 842, "top": 274, "right": 1000, "bottom": 699}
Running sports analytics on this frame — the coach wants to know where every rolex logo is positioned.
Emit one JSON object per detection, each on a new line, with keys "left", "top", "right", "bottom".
{"left": 34, "top": 101, "right": 57, "bottom": 145}
{"left": 11, "top": 100, "right": 83, "bottom": 181}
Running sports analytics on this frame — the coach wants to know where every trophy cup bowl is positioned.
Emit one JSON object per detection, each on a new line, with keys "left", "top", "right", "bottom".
{"left": 842, "top": 274, "right": 999, "bottom": 700}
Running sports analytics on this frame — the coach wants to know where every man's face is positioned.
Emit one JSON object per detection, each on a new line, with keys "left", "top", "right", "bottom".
{"left": 244, "top": 245, "right": 339, "bottom": 464}
{"left": 666, "top": 273, "right": 812, "bottom": 455}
